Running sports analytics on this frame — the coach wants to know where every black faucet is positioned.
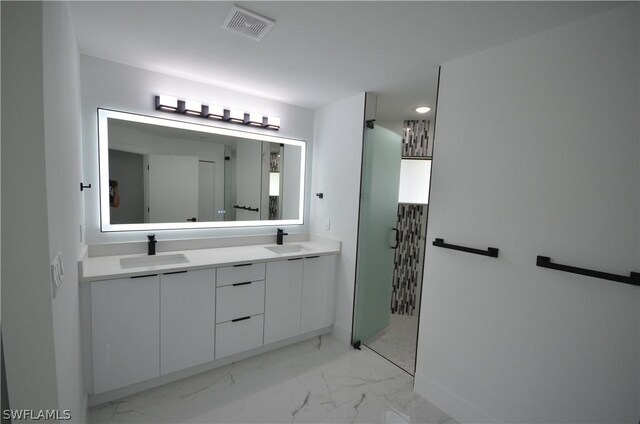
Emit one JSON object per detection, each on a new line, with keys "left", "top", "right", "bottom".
{"left": 147, "top": 234, "right": 157, "bottom": 255}
{"left": 276, "top": 228, "right": 288, "bottom": 245}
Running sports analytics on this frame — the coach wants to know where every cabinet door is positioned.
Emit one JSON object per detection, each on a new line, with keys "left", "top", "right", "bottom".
{"left": 264, "top": 259, "right": 303, "bottom": 344}
{"left": 91, "top": 275, "right": 160, "bottom": 393}
{"left": 160, "top": 269, "right": 216, "bottom": 375}
{"left": 301, "top": 255, "right": 336, "bottom": 333}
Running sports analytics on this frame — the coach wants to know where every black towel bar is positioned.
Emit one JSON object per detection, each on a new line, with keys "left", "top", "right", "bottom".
{"left": 536, "top": 256, "right": 639, "bottom": 286}
{"left": 233, "top": 205, "right": 259, "bottom": 212}
{"left": 432, "top": 238, "right": 499, "bottom": 258}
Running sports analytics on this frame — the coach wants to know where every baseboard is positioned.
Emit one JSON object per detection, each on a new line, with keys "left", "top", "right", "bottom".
{"left": 413, "top": 371, "right": 497, "bottom": 424}
{"left": 88, "top": 327, "right": 331, "bottom": 407}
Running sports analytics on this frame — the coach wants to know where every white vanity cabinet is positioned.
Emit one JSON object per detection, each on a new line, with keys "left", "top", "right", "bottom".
{"left": 160, "top": 268, "right": 216, "bottom": 375}
{"left": 85, "top": 250, "right": 338, "bottom": 399}
{"left": 91, "top": 275, "right": 160, "bottom": 394}
{"left": 301, "top": 255, "right": 336, "bottom": 333}
{"left": 264, "top": 258, "right": 304, "bottom": 344}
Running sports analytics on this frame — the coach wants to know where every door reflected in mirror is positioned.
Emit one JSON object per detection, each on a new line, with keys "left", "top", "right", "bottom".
{"left": 99, "top": 109, "right": 305, "bottom": 231}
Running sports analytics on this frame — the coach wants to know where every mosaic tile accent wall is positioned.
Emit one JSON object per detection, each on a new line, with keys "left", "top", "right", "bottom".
{"left": 270, "top": 152, "right": 280, "bottom": 172}
{"left": 391, "top": 119, "right": 430, "bottom": 316}
{"left": 391, "top": 204, "right": 428, "bottom": 315}
{"left": 402, "top": 119, "right": 430, "bottom": 157}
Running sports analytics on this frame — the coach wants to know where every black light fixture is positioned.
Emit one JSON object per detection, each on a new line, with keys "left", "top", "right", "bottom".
{"left": 154, "top": 94, "right": 280, "bottom": 130}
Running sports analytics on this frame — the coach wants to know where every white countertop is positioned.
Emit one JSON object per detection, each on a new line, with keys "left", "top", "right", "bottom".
{"left": 80, "top": 240, "right": 340, "bottom": 282}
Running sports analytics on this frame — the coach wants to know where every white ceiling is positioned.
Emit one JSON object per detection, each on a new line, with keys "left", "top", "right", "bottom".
{"left": 69, "top": 1, "right": 622, "bottom": 121}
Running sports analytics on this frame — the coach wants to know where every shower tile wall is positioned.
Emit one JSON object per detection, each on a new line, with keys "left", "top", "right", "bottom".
{"left": 402, "top": 119, "right": 431, "bottom": 157}
{"left": 390, "top": 120, "right": 430, "bottom": 316}
{"left": 391, "top": 204, "right": 428, "bottom": 315}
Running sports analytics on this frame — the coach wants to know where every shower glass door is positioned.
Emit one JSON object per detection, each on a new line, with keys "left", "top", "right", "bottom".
{"left": 353, "top": 124, "right": 402, "bottom": 345}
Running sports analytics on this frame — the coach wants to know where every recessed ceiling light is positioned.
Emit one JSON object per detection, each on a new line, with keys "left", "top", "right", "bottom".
{"left": 415, "top": 106, "right": 431, "bottom": 114}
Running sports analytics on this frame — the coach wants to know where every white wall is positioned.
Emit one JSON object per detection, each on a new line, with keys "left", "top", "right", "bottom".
{"left": 80, "top": 56, "right": 314, "bottom": 243}
{"left": 2, "top": 3, "right": 87, "bottom": 420}
{"left": 310, "top": 93, "right": 366, "bottom": 344}
{"left": 1, "top": 0, "right": 61, "bottom": 415}
{"left": 415, "top": 5, "right": 639, "bottom": 423}
{"left": 43, "top": 2, "right": 87, "bottom": 421}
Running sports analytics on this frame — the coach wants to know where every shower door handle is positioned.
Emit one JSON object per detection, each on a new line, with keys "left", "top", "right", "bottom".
{"left": 391, "top": 228, "right": 400, "bottom": 249}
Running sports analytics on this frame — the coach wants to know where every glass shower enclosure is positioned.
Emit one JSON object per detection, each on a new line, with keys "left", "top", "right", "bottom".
{"left": 352, "top": 123, "right": 402, "bottom": 345}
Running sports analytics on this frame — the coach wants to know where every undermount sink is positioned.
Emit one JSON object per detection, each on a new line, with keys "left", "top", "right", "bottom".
{"left": 120, "top": 253, "right": 190, "bottom": 269}
{"left": 265, "top": 244, "right": 309, "bottom": 254}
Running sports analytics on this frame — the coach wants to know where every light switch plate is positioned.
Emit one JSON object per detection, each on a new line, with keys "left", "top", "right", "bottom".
{"left": 324, "top": 218, "right": 331, "bottom": 231}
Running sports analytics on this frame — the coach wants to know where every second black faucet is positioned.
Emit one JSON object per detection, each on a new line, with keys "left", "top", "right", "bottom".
{"left": 276, "top": 228, "right": 288, "bottom": 245}
{"left": 147, "top": 234, "right": 157, "bottom": 255}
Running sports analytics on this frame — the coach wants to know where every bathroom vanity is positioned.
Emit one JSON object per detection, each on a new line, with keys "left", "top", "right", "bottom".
{"left": 78, "top": 103, "right": 336, "bottom": 405}
{"left": 80, "top": 238, "right": 339, "bottom": 404}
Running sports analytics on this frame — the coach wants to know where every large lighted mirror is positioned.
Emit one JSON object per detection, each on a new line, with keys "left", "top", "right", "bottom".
{"left": 98, "top": 109, "right": 305, "bottom": 231}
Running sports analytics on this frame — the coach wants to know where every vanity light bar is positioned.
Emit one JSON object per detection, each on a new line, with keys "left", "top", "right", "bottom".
{"left": 154, "top": 95, "right": 280, "bottom": 130}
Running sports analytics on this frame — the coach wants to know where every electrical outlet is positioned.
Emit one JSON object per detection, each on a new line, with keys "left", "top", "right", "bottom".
{"left": 324, "top": 218, "right": 331, "bottom": 231}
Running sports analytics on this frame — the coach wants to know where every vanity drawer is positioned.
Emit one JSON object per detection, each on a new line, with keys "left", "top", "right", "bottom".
{"left": 217, "top": 263, "right": 266, "bottom": 287}
{"left": 216, "top": 280, "right": 265, "bottom": 323}
{"left": 215, "top": 314, "right": 264, "bottom": 359}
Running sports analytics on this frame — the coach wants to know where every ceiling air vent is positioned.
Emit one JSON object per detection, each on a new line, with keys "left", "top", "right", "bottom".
{"left": 222, "top": 5, "right": 275, "bottom": 41}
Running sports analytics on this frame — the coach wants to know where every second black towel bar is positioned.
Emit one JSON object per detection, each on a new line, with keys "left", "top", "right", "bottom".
{"left": 433, "top": 238, "right": 499, "bottom": 258}
{"left": 536, "top": 256, "right": 640, "bottom": 286}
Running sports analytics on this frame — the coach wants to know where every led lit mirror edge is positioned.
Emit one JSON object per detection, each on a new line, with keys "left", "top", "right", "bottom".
{"left": 97, "top": 108, "right": 306, "bottom": 232}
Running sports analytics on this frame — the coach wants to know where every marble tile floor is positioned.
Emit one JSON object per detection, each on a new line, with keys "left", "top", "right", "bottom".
{"left": 89, "top": 334, "right": 456, "bottom": 424}
{"left": 365, "top": 314, "right": 418, "bottom": 375}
